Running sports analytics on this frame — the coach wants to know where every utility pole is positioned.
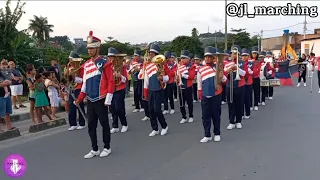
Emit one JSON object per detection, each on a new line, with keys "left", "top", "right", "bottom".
{"left": 224, "top": 0, "right": 228, "bottom": 50}
{"left": 208, "top": 26, "right": 210, "bottom": 33}
{"left": 260, "top": 29, "right": 263, "bottom": 52}
{"left": 215, "top": 30, "right": 217, "bottom": 49}
{"left": 303, "top": 14, "right": 307, "bottom": 39}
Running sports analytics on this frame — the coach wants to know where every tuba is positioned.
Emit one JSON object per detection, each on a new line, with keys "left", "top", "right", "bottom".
{"left": 151, "top": 54, "right": 167, "bottom": 89}
{"left": 214, "top": 52, "right": 228, "bottom": 91}
{"left": 65, "top": 51, "right": 83, "bottom": 88}
{"left": 113, "top": 53, "right": 127, "bottom": 86}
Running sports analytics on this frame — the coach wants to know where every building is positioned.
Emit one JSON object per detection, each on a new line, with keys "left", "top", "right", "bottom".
{"left": 74, "top": 38, "right": 84, "bottom": 47}
{"left": 300, "top": 36, "right": 320, "bottom": 56}
{"left": 262, "top": 28, "right": 320, "bottom": 55}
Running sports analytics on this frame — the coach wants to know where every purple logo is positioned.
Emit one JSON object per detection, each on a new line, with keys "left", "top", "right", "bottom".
{"left": 3, "top": 154, "right": 27, "bottom": 178}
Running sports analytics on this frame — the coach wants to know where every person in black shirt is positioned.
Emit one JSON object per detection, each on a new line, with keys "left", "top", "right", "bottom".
{"left": 297, "top": 54, "right": 307, "bottom": 87}
{"left": 47, "top": 60, "right": 61, "bottom": 83}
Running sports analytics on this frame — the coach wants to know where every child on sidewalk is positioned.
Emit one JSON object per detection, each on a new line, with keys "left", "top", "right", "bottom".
{"left": 26, "top": 64, "right": 37, "bottom": 124}
{"left": 60, "top": 78, "right": 69, "bottom": 114}
{"left": 43, "top": 72, "right": 60, "bottom": 119}
{"left": 34, "top": 74, "right": 52, "bottom": 123}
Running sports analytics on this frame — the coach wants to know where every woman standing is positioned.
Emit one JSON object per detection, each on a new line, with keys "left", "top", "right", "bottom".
{"left": 297, "top": 54, "right": 307, "bottom": 87}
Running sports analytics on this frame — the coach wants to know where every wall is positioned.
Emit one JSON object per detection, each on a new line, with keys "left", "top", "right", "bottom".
{"left": 301, "top": 39, "right": 320, "bottom": 56}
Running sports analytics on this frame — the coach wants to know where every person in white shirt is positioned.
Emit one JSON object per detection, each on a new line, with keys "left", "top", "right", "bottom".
{"left": 43, "top": 72, "right": 60, "bottom": 119}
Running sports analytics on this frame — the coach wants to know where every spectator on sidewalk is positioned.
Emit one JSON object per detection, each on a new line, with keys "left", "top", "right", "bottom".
{"left": 0, "top": 63, "right": 14, "bottom": 132}
{"left": 43, "top": 72, "right": 60, "bottom": 119}
{"left": 26, "top": 64, "right": 37, "bottom": 124}
{"left": 8, "top": 61, "right": 26, "bottom": 109}
{"left": 47, "top": 60, "right": 61, "bottom": 83}
{"left": 34, "top": 74, "right": 52, "bottom": 123}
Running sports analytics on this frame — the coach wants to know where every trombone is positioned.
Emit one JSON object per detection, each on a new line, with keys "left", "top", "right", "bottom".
{"left": 175, "top": 58, "right": 184, "bottom": 107}
{"left": 229, "top": 47, "right": 241, "bottom": 103}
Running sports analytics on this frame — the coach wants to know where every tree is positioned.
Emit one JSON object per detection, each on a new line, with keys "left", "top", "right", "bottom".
{"left": 76, "top": 44, "right": 88, "bottom": 55}
{"left": 228, "top": 28, "right": 252, "bottom": 49}
{"left": 28, "top": 15, "right": 54, "bottom": 46}
{"left": 107, "top": 36, "right": 114, "bottom": 42}
{"left": 49, "top": 36, "right": 74, "bottom": 51}
{"left": 191, "top": 28, "right": 199, "bottom": 38}
{"left": 99, "top": 40, "right": 134, "bottom": 55}
{"left": 171, "top": 36, "right": 203, "bottom": 56}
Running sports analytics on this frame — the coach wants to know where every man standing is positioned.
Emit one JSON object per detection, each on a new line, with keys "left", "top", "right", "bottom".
{"left": 130, "top": 50, "right": 144, "bottom": 113}
{"left": 177, "top": 50, "right": 196, "bottom": 124}
{"left": 107, "top": 47, "right": 129, "bottom": 134}
{"left": 67, "top": 51, "right": 86, "bottom": 131}
{"left": 138, "top": 44, "right": 169, "bottom": 137}
{"left": 8, "top": 61, "right": 26, "bottom": 109}
{"left": 163, "top": 51, "right": 176, "bottom": 115}
{"left": 75, "top": 31, "right": 114, "bottom": 159}
{"left": 47, "top": 59, "right": 61, "bottom": 82}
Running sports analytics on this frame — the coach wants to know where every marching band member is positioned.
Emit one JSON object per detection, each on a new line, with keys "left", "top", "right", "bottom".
{"left": 225, "top": 45, "right": 248, "bottom": 130}
{"left": 308, "top": 52, "right": 316, "bottom": 78}
{"left": 178, "top": 50, "right": 196, "bottom": 124}
{"left": 242, "top": 48, "right": 254, "bottom": 119}
{"left": 163, "top": 51, "right": 176, "bottom": 115}
{"left": 131, "top": 50, "right": 145, "bottom": 113}
{"left": 265, "top": 51, "right": 278, "bottom": 99}
{"left": 193, "top": 54, "right": 202, "bottom": 102}
{"left": 75, "top": 31, "right": 114, "bottom": 159}
{"left": 221, "top": 50, "right": 231, "bottom": 105}
{"left": 312, "top": 55, "right": 320, "bottom": 93}
{"left": 67, "top": 51, "right": 86, "bottom": 131}
{"left": 250, "top": 47, "right": 261, "bottom": 111}
{"left": 259, "top": 51, "right": 266, "bottom": 105}
{"left": 260, "top": 51, "right": 276, "bottom": 105}
{"left": 198, "top": 46, "right": 227, "bottom": 143}
{"left": 138, "top": 44, "right": 169, "bottom": 137}
{"left": 172, "top": 53, "right": 178, "bottom": 102}
{"left": 107, "top": 47, "right": 128, "bottom": 134}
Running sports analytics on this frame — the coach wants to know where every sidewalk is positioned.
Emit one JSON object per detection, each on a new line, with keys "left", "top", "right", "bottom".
{"left": 10, "top": 92, "right": 134, "bottom": 122}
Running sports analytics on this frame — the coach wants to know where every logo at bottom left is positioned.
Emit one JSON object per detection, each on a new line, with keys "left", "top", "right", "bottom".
{"left": 3, "top": 154, "right": 27, "bottom": 178}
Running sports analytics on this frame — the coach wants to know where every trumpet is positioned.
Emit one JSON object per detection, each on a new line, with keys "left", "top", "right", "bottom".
{"left": 229, "top": 47, "right": 241, "bottom": 103}
{"left": 151, "top": 54, "right": 167, "bottom": 89}
{"left": 175, "top": 59, "right": 184, "bottom": 107}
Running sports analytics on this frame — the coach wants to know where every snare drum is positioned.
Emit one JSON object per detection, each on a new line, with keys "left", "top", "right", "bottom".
{"left": 260, "top": 80, "right": 270, "bottom": 87}
{"left": 269, "top": 78, "right": 281, "bottom": 86}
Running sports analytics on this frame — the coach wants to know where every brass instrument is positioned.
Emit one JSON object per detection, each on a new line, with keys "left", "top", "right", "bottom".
{"left": 229, "top": 47, "right": 241, "bottom": 103}
{"left": 175, "top": 59, "right": 184, "bottom": 107}
{"left": 214, "top": 52, "right": 227, "bottom": 91}
{"left": 112, "top": 54, "right": 127, "bottom": 87}
{"left": 65, "top": 58, "right": 83, "bottom": 88}
{"left": 151, "top": 54, "right": 167, "bottom": 89}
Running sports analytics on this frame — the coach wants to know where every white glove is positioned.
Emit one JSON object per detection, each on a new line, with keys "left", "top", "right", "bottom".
{"left": 275, "top": 68, "right": 279, "bottom": 72}
{"left": 268, "top": 70, "right": 272, "bottom": 75}
{"left": 182, "top": 73, "right": 189, "bottom": 79}
{"left": 104, "top": 93, "right": 113, "bottom": 105}
{"left": 248, "top": 68, "right": 253, "bottom": 75}
{"left": 74, "top": 77, "right": 82, "bottom": 84}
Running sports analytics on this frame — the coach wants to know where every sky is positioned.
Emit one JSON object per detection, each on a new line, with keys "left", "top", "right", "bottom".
{"left": 7, "top": 1, "right": 320, "bottom": 44}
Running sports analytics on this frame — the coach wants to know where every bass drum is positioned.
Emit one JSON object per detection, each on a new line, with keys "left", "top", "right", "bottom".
{"left": 269, "top": 78, "right": 281, "bottom": 87}
{"left": 260, "top": 80, "right": 270, "bottom": 87}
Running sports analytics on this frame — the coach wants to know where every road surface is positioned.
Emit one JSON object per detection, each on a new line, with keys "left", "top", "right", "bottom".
{"left": 1, "top": 78, "right": 320, "bottom": 180}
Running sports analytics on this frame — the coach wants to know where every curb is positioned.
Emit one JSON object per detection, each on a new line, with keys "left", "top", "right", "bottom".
{"left": 10, "top": 96, "right": 134, "bottom": 123}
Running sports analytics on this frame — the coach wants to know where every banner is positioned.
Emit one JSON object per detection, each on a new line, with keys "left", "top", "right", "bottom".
{"left": 275, "top": 60, "right": 293, "bottom": 86}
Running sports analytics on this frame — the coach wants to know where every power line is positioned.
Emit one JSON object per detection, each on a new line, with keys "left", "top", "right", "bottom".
{"left": 263, "top": 23, "right": 303, "bottom": 32}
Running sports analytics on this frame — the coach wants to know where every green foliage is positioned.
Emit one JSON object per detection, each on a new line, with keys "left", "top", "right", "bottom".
{"left": 80, "top": 54, "right": 90, "bottom": 60}
{"left": 76, "top": 45, "right": 88, "bottom": 55}
{"left": 28, "top": 15, "right": 54, "bottom": 46}
{"left": 191, "top": 28, "right": 199, "bottom": 38}
{"left": 48, "top": 36, "right": 74, "bottom": 51}
{"left": 99, "top": 40, "right": 134, "bottom": 55}
{"left": 171, "top": 36, "right": 203, "bottom": 56}
{"left": 228, "top": 28, "right": 253, "bottom": 49}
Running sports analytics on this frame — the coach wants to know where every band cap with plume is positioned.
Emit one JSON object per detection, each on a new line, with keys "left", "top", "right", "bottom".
{"left": 87, "top": 31, "right": 101, "bottom": 48}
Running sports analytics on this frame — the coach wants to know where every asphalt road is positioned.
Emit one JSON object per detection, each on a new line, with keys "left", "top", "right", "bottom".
{"left": 1, "top": 78, "right": 320, "bottom": 180}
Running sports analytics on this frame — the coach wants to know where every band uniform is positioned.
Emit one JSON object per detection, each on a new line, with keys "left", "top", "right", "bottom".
{"left": 224, "top": 45, "right": 248, "bottom": 130}
{"left": 261, "top": 51, "right": 278, "bottom": 105}
{"left": 250, "top": 47, "right": 262, "bottom": 111}
{"left": 130, "top": 50, "right": 144, "bottom": 113}
{"left": 198, "top": 46, "right": 228, "bottom": 143}
{"left": 138, "top": 44, "right": 169, "bottom": 137}
{"left": 178, "top": 50, "right": 196, "bottom": 124}
{"left": 67, "top": 51, "right": 86, "bottom": 131}
{"left": 163, "top": 51, "right": 176, "bottom": 115}
{"left": 107, "top": 47, "right": 129, "bottom": 134}
{"left": 193, "top": 54, "right": 202, "bottom": 102}
{"left": 75, "top": 31, "right": 115, "bottom": 159}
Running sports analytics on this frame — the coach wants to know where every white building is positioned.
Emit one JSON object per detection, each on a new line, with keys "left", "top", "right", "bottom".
{"left": 74, "top": 38, "right": 84, "bottom": 47}
{"left": 300, "top": 36, "right": 320, "bottom": 56}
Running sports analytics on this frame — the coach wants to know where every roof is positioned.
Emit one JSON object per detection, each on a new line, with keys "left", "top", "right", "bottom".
{"left": 300, "top": 36, "right": 320, "bottom": 42}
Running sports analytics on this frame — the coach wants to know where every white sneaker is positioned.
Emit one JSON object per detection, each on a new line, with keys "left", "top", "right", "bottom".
{"left": 133, "top": 109, "right": 139, "bottom": 113}
{"left": 297, "top": 83, "right": 300, "bottom": 87}
{"left": 99, "top": 148, "right": 111, "bottom": 158}
{"left": 254, "top": 106, "right": 258, "bottom": 111}
{"left": 236, "top": 123, "right": 242, "bottom": 129}
{"left": 242, "top": 116, "right": 244, "bottom": 119}
{"left": 160, "top": 126, "right": 168, "bottom": 135}
{"left": 174, "top": 99, "right": 178, "bottom": 102}
{"left": 141, "top": 116, "right": 150, "bottom": 121}
{"left": 214, "top": 135, "right": 221, "bottom": 142}
{"left": 149, "top": 130, "right": 159, "bottom": 137}
{"left": 84, "top": 150, "right": 100, "bottom": 159}
{"left": 68, "top": 126, "right": 78, "bottom": 131}
{"left": 139, "top": 109, "right": 145, "bottom": 112}
{"left": 121, "top": 126, "right": 128, "bottom": 133}
{"left": 200, "top": 137, "right": 212, "bottom": 143}
{"left": 169, "top": 110, "right": 175, "bottom": 114}
{"left": 110, "top": 128, "right": 119, "bottom": 134}
{"left": 269, "top": 97, "right": 273, "bottom": 100}
{"left": 250, "top": 107, "right": 253, "bottom": 111}
{"left": 221, "top": 101, "right": 226, "bottom": 105}
{"left": 227, "top": 124, "right": 235, "bottom": 130}
{"left": 188, "top": 117, "right": 194, "bottom": 123}
{"left": 258, "top": 102, "right": 261, "bottom": 105}
{"left": 193, "top": 100, "right": 197, "bottom": 103}
{"left": 162, "top": 110, "right": 169, "bottom": 115}
{"left": 180, "top": 118, "right": 188, "bottom": 124}
{"left": 244, "top": 116, "right": 250, "bottom": 119}
{"left": 261, "top": 102, "right": 266, "bottom": 106}
{"left": 304, "top": 83, "right": 307, "bottom": 87}
{"left": 76, "top": 126, "right": 85, "bottom": 130}
{"left": 318, "top": 89, "right": 320, "bottom": 94}
{"left": 110, "top": 116, "right": 113, "bottom": 120}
